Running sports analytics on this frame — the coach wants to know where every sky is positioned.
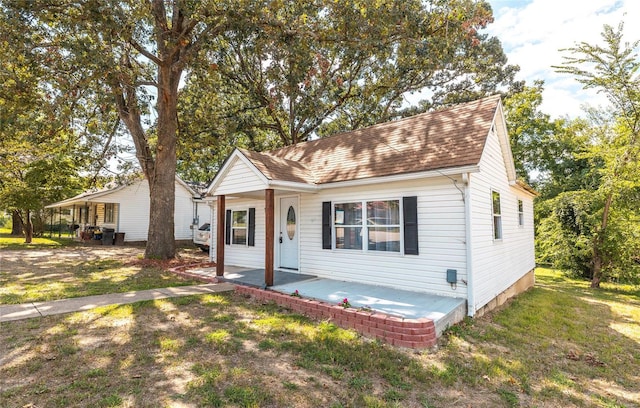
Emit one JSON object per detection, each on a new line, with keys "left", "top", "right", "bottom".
{"left": 486, "top": 0, "right": 640, "bottom": 119}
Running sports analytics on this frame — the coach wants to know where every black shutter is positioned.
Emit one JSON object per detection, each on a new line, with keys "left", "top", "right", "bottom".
{"left": 322, "top": 201, "right": 332, "bottom": 249}
{"left": 225, "top": 209, "right": 231, "bottom": 245}
{"left": 248, "top": 208, "right": 255, "bottom": 247}
{"left": 403, "top": 196, "right": 419, "bottom": 255}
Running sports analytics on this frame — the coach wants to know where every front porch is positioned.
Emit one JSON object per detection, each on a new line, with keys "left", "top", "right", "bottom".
{"left": 182, "top": 265, "right": 467, "bottom": 347}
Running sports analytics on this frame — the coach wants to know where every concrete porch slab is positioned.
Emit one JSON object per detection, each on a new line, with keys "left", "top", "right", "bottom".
{"left": 272, "top": 278, "right": 467, "bottom": 336}
{"left": 202, "top": 266, "right": 467, "bottom": 337}
{"left": 219, "top": 268, "right": 316, "bottom": 288}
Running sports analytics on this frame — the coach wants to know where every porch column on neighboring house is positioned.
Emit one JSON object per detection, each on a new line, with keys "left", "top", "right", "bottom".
{"left": 71, "top": 205, "right": 76, "bottom": 238}
{"left": 216, "top": 195, "right": 225, "bottom": 277}
{"left": 265, "top": 189, "right": 274, "bottom": 286}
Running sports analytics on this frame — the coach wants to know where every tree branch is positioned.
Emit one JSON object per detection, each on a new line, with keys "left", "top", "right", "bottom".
{"left": 129, "top": 39, "right": 162, "bottom": 65}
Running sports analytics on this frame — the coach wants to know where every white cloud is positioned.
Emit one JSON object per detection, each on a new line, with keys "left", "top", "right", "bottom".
{"left": 486, "top": 0, "right": 640, "bottom": 118}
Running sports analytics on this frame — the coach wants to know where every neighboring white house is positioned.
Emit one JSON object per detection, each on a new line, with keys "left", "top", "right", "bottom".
{"left": 46, "top": 176, "right": 199, "bottom": 243}
{"left": 205, "top": 95, "right": 536, "bottom": 316}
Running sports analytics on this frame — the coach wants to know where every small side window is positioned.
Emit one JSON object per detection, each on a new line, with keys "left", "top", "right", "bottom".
{"left": 518, "top": 199, "right": 524, "bottom": 227}
{"left": 492, "top": 191, "right": 502, "bottom": 240}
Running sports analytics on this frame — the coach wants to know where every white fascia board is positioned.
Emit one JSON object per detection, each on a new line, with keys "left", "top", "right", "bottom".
{"left": 200, "top": 196, "right": 217, "bottom": 203}
{"left": 235, "top": 152, "right": 271, "bottom": 184}
{"left": 45, "top": 185, "right": 127, "bottom": 208}
{"left": 205, "top": 150, "right": 239, "bottom": 196}
{"left": 206, "top": 149, "right": 270, "bottom": 196}
{"left": 317, "top": 165, "right": 480, "bottom": 189}
{"left": 492, "top": 101, "right": 518, "bottom": 182}
{"left": 267, "top": 179, "right": 319, "bottom": 193}
{"left": 509, "top": 180, "right": 538, "bottom": 198}
{"left": 175, "top": 175, "right": 199, "bottom": 197}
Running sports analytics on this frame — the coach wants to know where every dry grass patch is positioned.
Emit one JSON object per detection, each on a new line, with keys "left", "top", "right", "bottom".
{"left": 0, "top": 247, "right": 205, "bottom": 304}
{"left": 1, "top": 267, "right": 638, "bottom": 407}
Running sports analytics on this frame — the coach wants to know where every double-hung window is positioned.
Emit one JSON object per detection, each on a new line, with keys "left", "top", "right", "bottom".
{"left": 225, "top": 208, "right": 255, "bottom": 247}
{"left": 492, "top": 190, "right": 502, "bottom": 240}
{"left": 334, "top": 199, "right": 401, "bottom": 252}
{"left": 104, "top": 203, "right": 115, "bottom": 223}
{"left": 231, "top": 210, "right": 248, "bottom": 245}
{"left": 334, "top": 202, "right": 363, "bottom": 250}
{"left": 367, "top": 200, "right": 401, "bottom": 252}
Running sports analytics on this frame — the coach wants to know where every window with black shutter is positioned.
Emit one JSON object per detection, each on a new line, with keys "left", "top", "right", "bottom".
{"left": 403, "top": 196, "right": 419, "bottom": 255}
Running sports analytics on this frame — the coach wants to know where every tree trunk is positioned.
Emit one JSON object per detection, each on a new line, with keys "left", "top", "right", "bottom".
{"left": 24, "top": 209, "right": 33, "bottom": 244}
{"left": 11, "top": 210, "right": 23, "bottom": 236}
{"left": 144, "top": 63, "right": 179, "bottom": 260}
{"left": 591, "top": 192, "right": 613, "bottom": 288}
{"left": 591, "top": 248, "right": 603, "bottom": 288}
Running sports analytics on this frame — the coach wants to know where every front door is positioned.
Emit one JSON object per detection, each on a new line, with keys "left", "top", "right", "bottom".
{"left": 279, "top": 197, "right": 299, "bottom": 270}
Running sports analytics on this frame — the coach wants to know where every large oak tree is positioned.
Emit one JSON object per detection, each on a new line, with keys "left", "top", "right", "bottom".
{"left": 177, "top": 0, "right": 520, "bottom": 182}
{"left": 6, "top": 0, "right": 237, "bottom": 258}
{"left": 7, "top": 0, "right": 518, "bottom": 258}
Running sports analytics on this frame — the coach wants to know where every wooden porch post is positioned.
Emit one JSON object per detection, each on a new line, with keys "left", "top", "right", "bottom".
{"left": 265, "top": 189, "right": 274, "bottom": 286}
{"left": 216, "top": 195, "right": 225, "bottom": 277}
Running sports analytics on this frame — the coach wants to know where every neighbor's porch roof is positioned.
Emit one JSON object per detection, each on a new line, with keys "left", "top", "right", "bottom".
{"left": 45, "top": 185, "right": 128, "bottom": 208}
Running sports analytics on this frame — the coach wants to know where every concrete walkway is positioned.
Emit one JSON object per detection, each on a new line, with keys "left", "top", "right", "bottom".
{"left": 0, "top": 282, "right": 235, "bottom": 323}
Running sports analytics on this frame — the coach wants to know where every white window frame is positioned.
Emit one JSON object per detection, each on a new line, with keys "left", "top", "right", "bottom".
{"left": 333, "top": 198, "right": 402, "bottom": 253}
{"left": 517, "top": 199, "right": 524, "bottom": 227}
{"left": 231, "top": 209, "right": 248, "bottom": 246}
{"left": 491, "top": 190, "right": 503, "bottom": 241}
{"left": 104, "top": 203, "right": 115, "bottom": 223}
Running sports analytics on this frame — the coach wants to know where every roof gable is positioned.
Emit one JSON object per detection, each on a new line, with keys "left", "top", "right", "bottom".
{"left": 206, "top": 149, "right": 269, "bottom": 196}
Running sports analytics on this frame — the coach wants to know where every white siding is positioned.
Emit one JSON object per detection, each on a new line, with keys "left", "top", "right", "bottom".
{"left": 105, "top": 180, "right": 151, "bottom": 241}
{"left": 223, "top": 198, "right": 266, "bottom": 269}
{"left": 469, "top": 128, "right": 536, "bottom": 313}
{"left": 301, "top": 178, "right": 467, "bottom": 298}
{"left": 215, "top": 158, "right": 267, "bottom": 196}
{"left": 100, "top": 179, "right": 196, "bottom": 242}
{"left": 220, "top": 178, "right": 469, "bottom": 298}
{"left": 193, "top": 201, "right": 216, "bottom": 228}
{"left": 208, "top": 204, "right": 217, "bottom": 261}
{"left": 175, "top": 183, "right": 196, "bottom": 240}
{"left": 94, "top": 203, "right": 119, "bottom": 230}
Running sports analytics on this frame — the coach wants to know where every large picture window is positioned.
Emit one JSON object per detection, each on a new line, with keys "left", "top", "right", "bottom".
{"left": 232, "top": 210, "right": 247, "bottom": 245}
{"left": 334, "top": 200, "right": 400, "bottom": 252}
{"left": 492, "top": 190, "right": 502, "bottom": 240}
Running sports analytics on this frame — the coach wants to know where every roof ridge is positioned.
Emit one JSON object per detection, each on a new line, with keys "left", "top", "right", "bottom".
{"left": 267, "top": 94, "right": 501, "bottom": 158}
{"left": 236, "top": 95, "right": 500, "bottom": 185}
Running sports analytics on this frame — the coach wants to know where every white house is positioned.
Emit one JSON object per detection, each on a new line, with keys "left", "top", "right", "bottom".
{"left": 46, "top": 176, "right": 199, "bottom": 243}
{"left": 205, "top": 95, "right": 536, "bottom": 316}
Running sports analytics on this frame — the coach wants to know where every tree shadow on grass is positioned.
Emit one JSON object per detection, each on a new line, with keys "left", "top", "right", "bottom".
{"left": 0, "top": 249, "right": 200, "bottom": 305}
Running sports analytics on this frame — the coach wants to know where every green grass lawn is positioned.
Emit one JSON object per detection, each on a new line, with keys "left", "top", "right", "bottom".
{"left": 1, "top": 267, "right": 638, "bottom": 407}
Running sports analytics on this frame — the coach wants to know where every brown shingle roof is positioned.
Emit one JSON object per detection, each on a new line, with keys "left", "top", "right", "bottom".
{"left": 244, "top": 95, "right": 500, "bottom": 184}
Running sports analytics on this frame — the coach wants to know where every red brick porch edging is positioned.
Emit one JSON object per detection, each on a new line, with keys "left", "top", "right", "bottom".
{"left": 235, "top": 285, "right": 437, "bottom": 349}
{"left": 169, "top": 262, "right": 218, "bottom": 283}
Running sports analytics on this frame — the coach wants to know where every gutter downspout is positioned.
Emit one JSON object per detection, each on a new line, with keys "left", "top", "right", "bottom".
{"left": 463, "top": 172, "right": 475, "bottom": 317}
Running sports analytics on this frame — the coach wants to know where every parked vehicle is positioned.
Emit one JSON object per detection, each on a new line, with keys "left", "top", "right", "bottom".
{"left": 194, "top": 223, "right": 211, "bottom": 252}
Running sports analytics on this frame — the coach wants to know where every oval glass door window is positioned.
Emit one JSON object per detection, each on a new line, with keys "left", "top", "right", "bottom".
{"left": 286, "top": 206, "right": 296, "bottom": 240}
